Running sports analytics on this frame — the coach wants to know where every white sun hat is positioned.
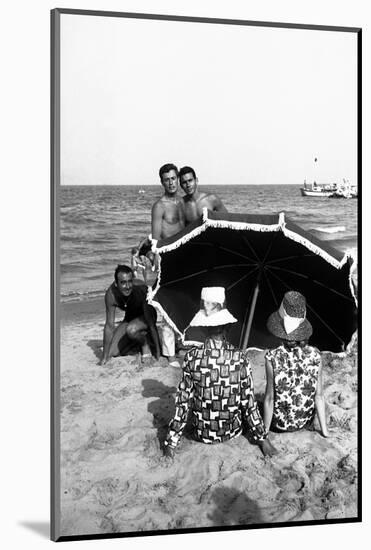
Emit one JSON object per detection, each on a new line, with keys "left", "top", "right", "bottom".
{"left": 189, "top": 287, "right": 238, "bottom": 327}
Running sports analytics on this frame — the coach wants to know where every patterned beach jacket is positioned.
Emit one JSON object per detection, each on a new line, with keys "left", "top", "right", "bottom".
{"left": 165, "top": 338, "right": 268, "bottom": 449}
{"left": 265, "top": 344, "right": 321, "bottom": 431}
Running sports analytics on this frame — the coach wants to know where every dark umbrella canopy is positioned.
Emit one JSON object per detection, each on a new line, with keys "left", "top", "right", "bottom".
{"left": 148, "top": 211, "right": 357, "bottom": 352}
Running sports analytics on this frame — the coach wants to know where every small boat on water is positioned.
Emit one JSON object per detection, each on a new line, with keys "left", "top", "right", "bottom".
{"left": 138, "top": 188, "right": 145, "bottom": 194}
{"left": 300, "top": 179, "right": 357, "bottom": 199}
{"left": 301, "top": 158, "right": 356, "bottom": 198}
{"left": 330, "top": 179, "right": 358, "bottom": 199}
{"left": 300, "top": 180, "right": 337, "bottom": 197}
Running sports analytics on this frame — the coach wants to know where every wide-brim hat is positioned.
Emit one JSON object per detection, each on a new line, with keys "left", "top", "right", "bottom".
{"left": 189, "top": 308, "right": 237, "bottom": 327}
{"left": 189, "top": 286, "right": 237, "bottom": 327}
{"left": 267, "top": 291, "right": 313, "bottom": 341}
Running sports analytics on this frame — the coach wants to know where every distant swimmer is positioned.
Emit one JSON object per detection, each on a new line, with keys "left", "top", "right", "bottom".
{"left": 179, "top": 166, "right": 227, "bottom": 224}
{"left": 151, "top": 163, "right": 185, "bottom": 242}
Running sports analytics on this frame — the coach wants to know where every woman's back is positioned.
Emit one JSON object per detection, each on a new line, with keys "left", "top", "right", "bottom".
{"left": 265, "top": 344, "right": 321, "bottom": 431}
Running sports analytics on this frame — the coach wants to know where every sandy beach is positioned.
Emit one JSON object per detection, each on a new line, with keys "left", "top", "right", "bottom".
{"left": 59, "top": 300, "right": 358, "bottom": 537}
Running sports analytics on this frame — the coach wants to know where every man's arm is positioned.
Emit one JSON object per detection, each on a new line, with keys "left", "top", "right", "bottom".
{"left": 263, "top": 356, "right": 274, "bottom": 431}
{"left": 100, "top": 290, "right": 116, "bottom": 365}
{"left": 211, "top": 194, "right": 228, "bottom": 213}
{"left": 151, "top": 200, "right": 164, "bottom": 241}
{"left": 142, "top": 254, "right": 158, "bottom": 287}
{"left": 143, "top": 301, "right": 161, "bottom": 360}
{"left": 164, "top": 354, "right": 194, "bottom": 454}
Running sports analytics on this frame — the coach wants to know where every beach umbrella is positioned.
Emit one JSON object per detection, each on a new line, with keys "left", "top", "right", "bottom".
{"left": 148, "top": 210, "right": 357, "bottom": 352}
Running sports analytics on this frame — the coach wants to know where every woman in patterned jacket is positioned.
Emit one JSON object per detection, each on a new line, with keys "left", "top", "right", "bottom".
{"left": 163, "top": 286, "right": 277, "bottom": 459}
{"left": 263, "top": 291, "right": 329, "bottom": 436}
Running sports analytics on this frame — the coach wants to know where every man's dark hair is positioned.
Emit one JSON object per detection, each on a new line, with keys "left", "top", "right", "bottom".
{"left": 179, "top": 166, "right": 196, "bottom": 180}
{"left": 114, "top": 264, "right": 133, "bottom": 284}
{"left": 159, "top": 163, "right": 179, "bottom": 181}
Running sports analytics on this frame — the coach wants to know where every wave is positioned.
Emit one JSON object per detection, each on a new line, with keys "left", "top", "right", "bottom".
{"left": 61, "top": 216, "right": 108, "bottom": 225}
{"left": 60, "top": 288, "right": 106, "bottom": 303}
{"left": 312, "top": 226, "right": 346, "bottom": 234}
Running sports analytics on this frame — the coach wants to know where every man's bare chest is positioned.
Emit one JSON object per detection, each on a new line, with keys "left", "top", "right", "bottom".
{"left": 161, "top": 200, "right": 182, "bottom": 223}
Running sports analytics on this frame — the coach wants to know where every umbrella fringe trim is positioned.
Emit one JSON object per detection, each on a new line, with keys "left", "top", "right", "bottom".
{"left": 205, "top": 219, "right": 282, "bottom": 232}
{"left": 346, "top": 252, "right": 358, "bottom": 307}
{"left": 156, "top": 222, "right": 209, "bottom": 253}
{"left": 281, "top": 227, "right": 345, "bottom": 269}
{"left": 146, "top": 296, "right": 184, "bottom": 340}
{"left": 147, "top": 254, "right": 162, "bottom": 298}
{"left": 155, "top": 210, "right": 284, "bottom": 254}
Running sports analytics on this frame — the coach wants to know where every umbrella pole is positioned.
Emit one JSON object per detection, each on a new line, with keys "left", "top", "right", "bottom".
{"left": 242, "top": 283, "right": 260, "bottom": 350}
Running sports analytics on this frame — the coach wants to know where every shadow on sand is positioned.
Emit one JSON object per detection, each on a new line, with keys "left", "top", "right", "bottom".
{"left": 208, "top": 487, "right": 263, "bottom": 526}
{"left": 142, "top": 379, "right": 177, "bottom": 446}
{"left": 87, "top": 339, "right": 103, "bottom": 361}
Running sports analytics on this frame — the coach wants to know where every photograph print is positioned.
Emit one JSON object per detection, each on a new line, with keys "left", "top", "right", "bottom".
{"left": 51, "top": 8, "right": 360, "bottom": 541}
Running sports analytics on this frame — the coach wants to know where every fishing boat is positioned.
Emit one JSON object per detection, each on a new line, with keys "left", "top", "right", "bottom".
{"left": 300, "top": 180, "right": 337, "bottom": 197}
{"left": 138, "top": 188, "right": 145, "bottom": 194}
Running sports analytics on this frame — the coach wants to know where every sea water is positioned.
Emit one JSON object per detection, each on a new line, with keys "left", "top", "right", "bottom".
{"left": 60, "top": 184, "right": 358, "bottom": 302}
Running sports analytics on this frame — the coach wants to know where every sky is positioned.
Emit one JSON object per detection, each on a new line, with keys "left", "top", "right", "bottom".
{"left": 60, "top": 13, "right": 358, "bottom": 186}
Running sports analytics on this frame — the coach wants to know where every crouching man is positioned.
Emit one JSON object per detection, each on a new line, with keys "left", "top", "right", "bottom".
{"left": 100, "top": 265, "right": 160, "bottom": 366}
{"left": 163, "top": 287, "right": 277, "bottom": 458}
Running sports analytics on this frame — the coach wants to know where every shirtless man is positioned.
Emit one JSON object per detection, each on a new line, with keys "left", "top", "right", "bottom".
{"left": 100, "top": 265, "right": 160, "bottom": 366}
{"left": 179, "top": 166, "right": 227, "bottom": 224}
{"left": 150, "top": 163, "right": 184, "bottom": 367}
{"left": 151, "top": 163, "right": 185, "bottom": 241}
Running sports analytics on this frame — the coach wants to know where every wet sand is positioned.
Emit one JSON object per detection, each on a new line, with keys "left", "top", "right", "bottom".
{"left": 59, "top": 302, "right": 358, "bottom": 537}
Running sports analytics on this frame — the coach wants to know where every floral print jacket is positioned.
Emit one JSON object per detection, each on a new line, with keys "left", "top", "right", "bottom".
{"left": 265, "top": 344, "right": 321, "bottom": 431}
